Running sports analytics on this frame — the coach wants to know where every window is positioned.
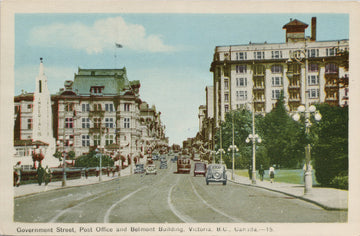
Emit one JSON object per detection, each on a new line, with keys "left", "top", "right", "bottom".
{"left": 325, "top": 63, "right": 338, "bottom": 74}
{"left": 82, "top": 118, "right": 90, "bottom": 128}
{"left": 272, "top": 77, "right": 283, "bottom": 86}
{"left": 27, "top": 104, "right": 33, "bottom": 111}
{"left": 124, "top": 103, "right": 130, "bottom": 112}
{"left": 224, "top": 93, "right": 229, "bottom": 102}
{"left": 27, "top": 119, "right": 32, "bottom": 129}
{"left": 106, "top": 135, "right": 114, "bottom": 146}
{"left": 224, "top": 79, "right": 229, "bottom": 89}
{"left": 236, "top": 91, "right": 247, "bottom": 101}
{"left": 82, "top": 104, "right": 90, "bottom": 112}
{"left": 124, "top": 118, "right": 130, "bottom": 128}
{"left": 309, "top": 89, "right": 319, "bottom": 98}
{"left": 308, "top": 75, "right": 319, "bottom": 85}
{"left": 271, "top": 51, "right": 282, "bottom": 59}
{"left": 105, "top": 104, "right": 114, "bottom": 112}
{"left": 236, "top": 65, "right": 247, "bottom": 73}
{"left": 288, "top": 63, "right": 301, "bottom": 74}
{"left": 326, "top": 48, "right": 336, "bottom": 56}
{"left": 254, "top": 51, "right": 265, "bottom": 60}
{"left": 308, "top": 49, "right": 319, "bottom": 58}
{"left": 236, "top": 52, "right": 247, "bottom": 60}
{"left": 271, "top": 65, "right": 282, "bottom": 73}
{"left": 93, "top": 134, "right": 100, "bottom": 147}
{"left": 64, "top": 103, "right": 74, "bottom": 112}
{"left": 93, "top": 118, "right": 101, "bottom": 129}
{"left": 272, "top": 89, "right": 282, "bottom": 99}
{"left": 308, "top": 64, "right": 319, "bottom": 72}
{"left": 65, "top": 118, "right": 73, "bottom": 128}
{"left": 236, "top": 77, "right": 247, "bottom": 87}
{"left": 253, "top": 65, "right": 265, "bottom": 75}
{"left": 90, "top": 86, "right": 104, "bottom": 95}
{"left": 224, "top": 105, "right": 229, "bottom": 113}
{"left": 105, "top": 118, "right": 114, "bottom": 128}
{"left": 93, "top": 103, "right": 102, "bottom": 111}
{"left": 82, "top": 135, "right": 90, "bottom": 147}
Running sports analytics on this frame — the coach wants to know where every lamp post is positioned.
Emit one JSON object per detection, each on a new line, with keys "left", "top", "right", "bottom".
{"left": 95, "top": 146, "right": 103, "bottom": 182}
{"left": 292, "top": 104, "right": 321, "bottom": 195}
{"left": 216, "top": 148, "right": 225, "bottom": 164}
{"left": 246, "top": 108, "right": 261, "bottom": 185}
{"left": 56, "top": 137, "right": 72, "bottom": 187}
{"left": 228, "top": 112, "right": 239, "bottom": 180}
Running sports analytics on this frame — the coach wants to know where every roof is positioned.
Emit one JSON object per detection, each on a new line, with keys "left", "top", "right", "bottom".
{"left": 282, "top": 19, "right": 308, "bottom": 29}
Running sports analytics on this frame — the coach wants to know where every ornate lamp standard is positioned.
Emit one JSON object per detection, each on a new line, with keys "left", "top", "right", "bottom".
{"left": 56, "top": 137, "right": 72, "bottom": 187}
{"left": 228, "top": 112, "right": 239, "bottom": 180}
{"left": 246, "top": 108, "right": 261, "bottom": 185}
{"left": 95, "top": 146, "right": 104, "bottom": 182}
{"left": 216, "top": 148, "right": 225, "bottom": 164}
{"left": 292, "top": 104, "right": 321, "bottom": 195}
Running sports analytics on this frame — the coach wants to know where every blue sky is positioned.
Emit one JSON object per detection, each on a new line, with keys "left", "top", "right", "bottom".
{"left": 14, "top": 13, "right": 349, "bottom": 145}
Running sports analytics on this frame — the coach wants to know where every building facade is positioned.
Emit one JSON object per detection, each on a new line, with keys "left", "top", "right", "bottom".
{"left": 14, "top": 63, "right": 168, "bottom": 168}
{"left": 210, "top": 17, "right": 349, "bottom": 124}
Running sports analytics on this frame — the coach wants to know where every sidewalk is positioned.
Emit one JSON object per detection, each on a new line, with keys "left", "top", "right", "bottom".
{"left": 14, "top": 165, "right": 133, "bottom": 198}
{"left": 227, "top": 171, "right": 348, "bottom": 211}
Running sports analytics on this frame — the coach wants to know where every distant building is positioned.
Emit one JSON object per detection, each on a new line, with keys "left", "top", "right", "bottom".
{"left": 210, "top": 17, "right": 349, "bottom": 124}
{"left": 14, "top": 62, "right": 167, "bottom": 168}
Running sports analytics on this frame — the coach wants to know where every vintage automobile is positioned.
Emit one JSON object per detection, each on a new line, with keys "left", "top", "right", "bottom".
{"left": 177, "top": 157, "right": 191, "bottom": 174}
{"left": 206, "top": 164, "right": 227, "bottom": 185}
{"left": 160, "top": 160, "right": 168, "bottom": 169}
{"left": 134, "top": 164, "right": 145, "bottom": 174}
{"left": 194, "top": 162, "right": 206, "bottom": 177}
{"left": 145, "top": 164, "right": 157, "bottom": 175}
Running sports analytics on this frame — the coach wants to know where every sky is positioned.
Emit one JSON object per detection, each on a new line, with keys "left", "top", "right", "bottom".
{"left": 14, "top": 13, "right": 349, "bottom": 145}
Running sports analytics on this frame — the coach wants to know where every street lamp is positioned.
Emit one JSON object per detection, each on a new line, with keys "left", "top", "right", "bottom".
{"left": 246, "top": 108, "right": 261, "bottom": 185}
{"left": 292, "top": 104, "right": 321, "bottom": 195}
{"left": 95, "top": 146, "right": 103, "bottom": 181}
{"left": 228, "top": 112, "right": 239, "bottom": 180}
{"left": 56, "top": 138, "right": 72, "bottom": 187}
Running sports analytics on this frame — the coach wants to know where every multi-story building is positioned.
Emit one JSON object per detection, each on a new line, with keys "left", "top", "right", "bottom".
{"left": 210, "top": 17, "right": 349, "bottom": 124}
{"left": 14, "top": 62, "right": 168, "bottom": 168}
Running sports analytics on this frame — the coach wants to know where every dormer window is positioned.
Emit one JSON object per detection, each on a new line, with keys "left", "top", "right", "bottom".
{"left": 90, "top": 86, "right": 104, "bottom": 95}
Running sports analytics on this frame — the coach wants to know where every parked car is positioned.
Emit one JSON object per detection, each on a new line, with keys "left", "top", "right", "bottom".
{"left": 177, "top": 157, "right": 191, "bottom": 174}
{"left": 145, "top": 164, "right": 157, "bottom": 175}
{"left": 134, "top": 164, "right": 145, "bottom": 174}
{"left": 160, "top": 160, "right": 168, "bottom": 169}
{"left": 194, "top": 162, "right": 206, "bottom": 176}
{"left": 152, "top": 155, "right": 159, "bottom": 161}
{"left": 206, "top": 164, "right": 227, "bottom": 185}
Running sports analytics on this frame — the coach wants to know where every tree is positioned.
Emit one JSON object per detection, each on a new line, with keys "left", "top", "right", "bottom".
{"left": 75, "top": 151, "right": 114, "bottom": 168}
{"left": 258, "top": 92, "right": 304, "bottom": 168}
{"left": 311, "top": 104, "right": 348, "bottom": 189}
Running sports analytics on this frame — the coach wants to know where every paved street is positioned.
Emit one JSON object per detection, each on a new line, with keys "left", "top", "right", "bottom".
{"left": 14, "top": 155, "right": 347, "bottom": 223}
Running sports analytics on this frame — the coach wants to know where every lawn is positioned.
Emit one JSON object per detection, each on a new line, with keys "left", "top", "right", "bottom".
{"left": 235, "top": 169, "right": 319, "bottom": 185}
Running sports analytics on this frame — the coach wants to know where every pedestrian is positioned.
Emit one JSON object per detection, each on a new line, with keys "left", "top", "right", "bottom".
{"left": 112, "top": 167, "right": 115, "bottom": 177}
{"left": 269, "top": 166, "right": 275, "bottom": 183}
{"left": 259, "top": 165, "right": 265, "bottom": 181}
{"left": 85, "top": 166, "right": 89, "bottom": 179}
{"left": 44, "top": 166, "right": 52, "bottom": 186}
{"left": 37, "top": 165, "right": 45, "bottom": 186}
{"left": 107, "top": 167, "right": 110, "bottom": 177}
{"left": 13, "top": 161, "right": 22, "bottom": 187}
{"left": 248, "top": 165, "right": 252, "bottom": 180}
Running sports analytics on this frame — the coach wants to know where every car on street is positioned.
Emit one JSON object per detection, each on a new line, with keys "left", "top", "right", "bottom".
{"left": 206, "top": 164, "right": 227, "bottom": 185}
{"left": 152, "top": 155, "right": 159, "bottom": 161}
{"left": 160, "top": 160, "right": 168, "bottom": 169}
{"left": 194, "top": 162, "right": 206, "bottom": 176}
{"left": 145, "top": 164, "right": 157, "bottom": 175}
{"left": 134, "top": 164, "right": 145, "bottom": 174}
{"left": 193, "top": 154, "right": 201, "bottom": 162}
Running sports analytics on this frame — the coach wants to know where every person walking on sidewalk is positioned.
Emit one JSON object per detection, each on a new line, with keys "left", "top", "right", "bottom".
{"left": 37, "top": 165, "right": 45, "bottom": 186}
{"left": 96, "top": 166, "right": 99, "bottom": 177}
{"left": 259, "top": 165, "right": 265, "bottom": 181}
{"left": 13, "top": 161, "right": 22, "bottom": 187}
{"left": 248, "top": 165, "right": 252, "bottom": 180}
{"left": 269, "top": 166, "right": 275, "bottom": 183}
{"left": 44, "top": 166, "right": 52, "bottom": 186}
{"left": 85, "top": 166, "right": 89, "bottom": 179}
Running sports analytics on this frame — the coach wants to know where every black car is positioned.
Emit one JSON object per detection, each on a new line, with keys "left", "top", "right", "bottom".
{"left": 206, "top": 164, "right": 227, "bottom": 185}
{"left": 134, "top": 164, "right": 145, "bottom": 174}
{"left": 160, "top": 160, "right": 168, "bottom": 169}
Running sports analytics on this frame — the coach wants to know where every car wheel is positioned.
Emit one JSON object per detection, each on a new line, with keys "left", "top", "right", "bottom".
{"left": 223, "top": 181, "right": 227, "bottom": 185}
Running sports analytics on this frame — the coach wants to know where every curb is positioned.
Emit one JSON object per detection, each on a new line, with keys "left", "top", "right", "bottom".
{"left": 228, "top": 178, "right": 348, "bottom": 211}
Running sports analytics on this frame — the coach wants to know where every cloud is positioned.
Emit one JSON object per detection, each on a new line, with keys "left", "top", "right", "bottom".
{"left": 28, "top": 16, "right": 175, "bottom": 54}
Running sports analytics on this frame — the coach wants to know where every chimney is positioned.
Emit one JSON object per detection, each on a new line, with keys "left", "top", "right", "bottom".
{"left": 311, "top": 17, "right": 316, "bottom": 41}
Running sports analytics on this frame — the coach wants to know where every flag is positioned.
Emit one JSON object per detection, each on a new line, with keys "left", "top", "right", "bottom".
{"left": 115, "top": 43, "right": 123, "bottom": 48}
